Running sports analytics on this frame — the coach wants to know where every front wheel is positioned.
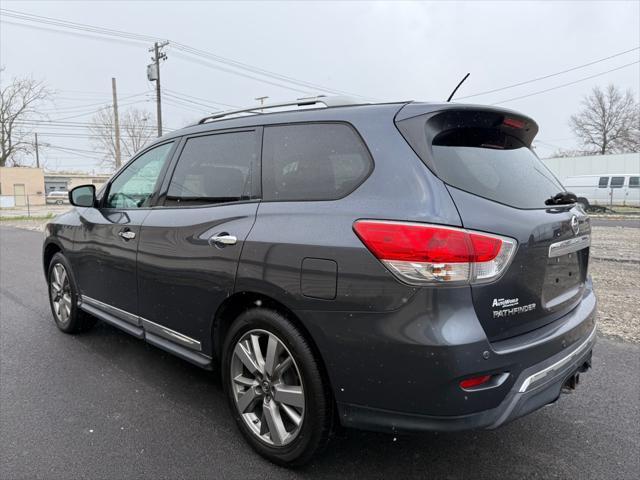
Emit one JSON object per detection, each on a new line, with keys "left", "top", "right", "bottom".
{"left": 222, "top": 308, "right": 333, "bottom": 466}
{"left": 47, "top": 253, "right": 95, "bottom": 333}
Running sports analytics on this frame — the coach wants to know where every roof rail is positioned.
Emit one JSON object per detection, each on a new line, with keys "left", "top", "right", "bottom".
{"left": 197, "top": 95, "right": 365, "bottom": 124}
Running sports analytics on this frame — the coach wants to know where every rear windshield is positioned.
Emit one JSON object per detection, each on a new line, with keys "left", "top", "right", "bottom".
{"left": 431, "top": 128, "right": 563, "bottom": 209}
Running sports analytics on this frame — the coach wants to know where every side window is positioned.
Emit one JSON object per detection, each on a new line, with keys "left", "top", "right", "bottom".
{"left": 629, "top": 176, "right": 639, "bottom": 188}
{"left": 105, "top": 142, "right": 174, "bottom": 209}
{"left": 610, "top": 176, "right": 625, "bottom": 188}
{"left": 598, "top": 176, "right": 609, "bottom": 188}
{"left": 166, "top": 131, "right": 258, "bottom": 206}
{"left": 262, "top": 123, "right": 372, "bottom": 201}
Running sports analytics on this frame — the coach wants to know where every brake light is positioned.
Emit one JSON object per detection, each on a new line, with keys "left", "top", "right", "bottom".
{"left": 503, "top": 117, "right": 526, "bottom": 129}
{"left": 353, "top": 220, "right": 516, "bottom": 285}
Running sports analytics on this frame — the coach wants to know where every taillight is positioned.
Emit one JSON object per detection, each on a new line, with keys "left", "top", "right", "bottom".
{"left": 353, "top": 220, "right": 516, "bottom": 285}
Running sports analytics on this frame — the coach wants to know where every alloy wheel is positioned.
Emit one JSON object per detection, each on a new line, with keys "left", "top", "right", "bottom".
{"left": 230, "top": 329, "right": 305, "bottom": 446}
{"left": 50, "top": 263, "right": 72, "bottom": 324}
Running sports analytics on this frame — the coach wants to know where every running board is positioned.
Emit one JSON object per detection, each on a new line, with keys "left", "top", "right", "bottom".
{"left": 79, "top": 302, "right": 144, "bottom": 339}
{"left": 145, "top": 332, "right": 213, "bottom": 370}
{"left": 78, "top": 295, "right": 213, "bottom": 370}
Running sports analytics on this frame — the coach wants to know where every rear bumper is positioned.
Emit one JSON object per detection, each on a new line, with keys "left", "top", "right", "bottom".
{"left": 337, "top": 324, "right": 595, "bottom": 433}
{"left": 299, "top": 279, "right": 597, "bottom": 432}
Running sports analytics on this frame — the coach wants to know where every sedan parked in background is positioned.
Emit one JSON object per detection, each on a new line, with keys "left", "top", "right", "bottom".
{"left": 46, "top": 191, "right": 69, "bottom": 205}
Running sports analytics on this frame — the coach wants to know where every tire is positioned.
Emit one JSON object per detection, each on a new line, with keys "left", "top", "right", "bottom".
{"left": 47, "top": 252, "right": 95, "bottom": 334}
{"left": 222, "top": 308, "right": 333, "bottom": 466}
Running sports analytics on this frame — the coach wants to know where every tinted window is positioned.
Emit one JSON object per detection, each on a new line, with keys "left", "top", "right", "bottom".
{"left": 105, "top": 142, "right": 173, "bottom": 209}
{"left": 430, "top": 128, "right": 562, "bottom": 209}
{"left": 610, "top": 176, "right": 625, "bottom": 188}
{"left": 262, "top": 123, "right": 372, "bottom": 201}
{"left": 598, "top": 177, "right": 609, "bottom": 188}
{"left": 629, "top": 176, "right": 639, "bottom": 188}
{"left": 166, "top": 131, "right": 258, "bottom": 206}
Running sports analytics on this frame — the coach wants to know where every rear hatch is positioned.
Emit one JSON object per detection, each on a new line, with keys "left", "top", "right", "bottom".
{"left": 396, "top": 105, "right": 591, "bottom": 341}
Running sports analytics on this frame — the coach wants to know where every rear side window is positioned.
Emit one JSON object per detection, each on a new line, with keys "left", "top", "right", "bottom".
{"left": 430, "top": 128, "right": 562, "bottom": 209}
{"left": 610, "top": 176, "right": 625, "bottom": 188}
{"left": 262, "top": 123, "right": 372, "bottom": 201}
{"left": 598, "top": 177, "right": 609, "bottom": 188}
{"left": 630, "top": 176, "right": 639, "bottom": 188}
{"left": 396, "top": 109, "right": 561, "bottom": 209}
{"left": 166, "top": 131, "right": 258, "bottom": 206}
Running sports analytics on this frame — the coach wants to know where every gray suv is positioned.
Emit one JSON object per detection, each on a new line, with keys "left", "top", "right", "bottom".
{"left": 43, "top": 97, "right": 596, "bottom": 466}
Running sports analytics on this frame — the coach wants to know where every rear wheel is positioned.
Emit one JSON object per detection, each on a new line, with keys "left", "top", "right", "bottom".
{"left": 47, "top": 253, "right": 95, "bottom": 333}
{"left": 222, "top": 308, "right": 332, "bottom": 466}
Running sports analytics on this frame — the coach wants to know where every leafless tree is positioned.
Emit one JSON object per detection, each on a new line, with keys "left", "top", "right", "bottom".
{"left": 569, "top": 84, "right": 640, "bottom": 155}
{"left": 548, "top": 148, "right": 597, "bottom": 159}
{"left": 0, "top": 68, "right": 53, "bottom": 166}
{"left": 89, "top": 107, "right": 155, "bottom": 170}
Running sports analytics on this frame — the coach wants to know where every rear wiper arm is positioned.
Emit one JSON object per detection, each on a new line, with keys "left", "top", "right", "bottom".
{"left": 545, "top": 191, "right": 578, "bottom": 206}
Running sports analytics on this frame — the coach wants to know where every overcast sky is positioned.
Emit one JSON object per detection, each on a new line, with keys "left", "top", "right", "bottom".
{"left": 1, "top": 0, "right": 639, "bottom": 172}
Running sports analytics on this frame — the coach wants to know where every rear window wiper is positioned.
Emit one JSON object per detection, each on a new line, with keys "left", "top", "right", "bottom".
{"left": 545, "top": 191, "right": 577, "bottom": 206}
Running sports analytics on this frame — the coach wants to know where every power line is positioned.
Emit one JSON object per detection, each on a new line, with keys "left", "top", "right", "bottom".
{"left": 46, "top": 99, "right": 153, "bottom": 121}
{"left": 492, "top": 60, "right": 640, "bottom": 105}
{"left": 15, "top": 118, "right": 159, "bottom": 128}
{"left": 169, "top": 51, "right": 314, "bottom": 95}
{"left": 162, "top": 88, "right": 238, "bottom": 108}
{"left": 46, "top": 144, "right": 109, "bottom": 155}
{"left": 162, "top": 93, "right": 221, "bottom": 112}
{"left": 39, "top": 92, "right": 149, "bottom": 113}
{"left": 162, "top": 97, "right": 210, "bottom": 114}
{"left": 0, "top": 8, "right": 370, "bottom": 99}
{"left": 458, "top": 46, "right": 640, "bottom": 100}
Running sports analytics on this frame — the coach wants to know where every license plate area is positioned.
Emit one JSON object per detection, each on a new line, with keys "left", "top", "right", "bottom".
{"left": 541, "top": 249, "right": 586, "bottom": 309}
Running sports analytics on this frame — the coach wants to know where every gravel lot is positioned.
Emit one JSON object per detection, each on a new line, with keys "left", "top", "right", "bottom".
{"left": 590, "top": 226, "right": 640, "bottom": 343}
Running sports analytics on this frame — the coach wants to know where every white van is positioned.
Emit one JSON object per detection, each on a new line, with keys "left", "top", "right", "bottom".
{"left": 562, "top": 174, "right": 640, "bottom": 208}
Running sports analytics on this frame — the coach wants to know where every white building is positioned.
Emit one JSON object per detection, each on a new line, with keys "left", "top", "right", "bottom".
{"left": 541, "top": 152, "right": 640, "bottom": 182}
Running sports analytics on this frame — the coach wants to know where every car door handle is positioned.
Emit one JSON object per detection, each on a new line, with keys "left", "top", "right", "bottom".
{"left": 209, "top": 233, "right": 237, "bottom": 247}
{"left": 118, "top": 230, "right": 136, "bottom": 240}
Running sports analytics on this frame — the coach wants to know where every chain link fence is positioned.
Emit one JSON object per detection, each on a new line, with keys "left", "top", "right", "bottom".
{"left": 0, "top": 194, "right": 70, "bottom": 218}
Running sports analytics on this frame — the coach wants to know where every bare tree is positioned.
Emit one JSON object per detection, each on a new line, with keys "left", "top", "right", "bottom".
{"left": 548, "top": 148, "right": 597, "bottom": 159}
{"left": 0, "top": 68, "right": 53, "bottom": 166}
{"left": 89, "top": 107, "right": 154, "bottom": 170}
{"left": 569, "top": 84, "right": 640, "bottom": 155}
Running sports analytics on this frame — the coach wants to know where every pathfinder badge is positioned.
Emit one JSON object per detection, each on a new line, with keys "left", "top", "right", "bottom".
{"left": 492, "top": 297, "right": 537, "bottom": 318}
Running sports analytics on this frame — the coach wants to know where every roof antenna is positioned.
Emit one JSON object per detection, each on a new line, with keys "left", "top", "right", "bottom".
{"left": 446, "top": 73, "right": 470, "bottom": 102}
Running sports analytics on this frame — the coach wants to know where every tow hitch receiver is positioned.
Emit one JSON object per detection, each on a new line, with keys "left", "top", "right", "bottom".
{"left": 562, "top": 351, "right": 592, "bottom": 393}
{"left": 563, "top": 372, "right": 580, "bottom": 392}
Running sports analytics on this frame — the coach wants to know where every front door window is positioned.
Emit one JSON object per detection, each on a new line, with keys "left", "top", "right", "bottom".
{"left": 105, "top": 142, "right": 174, "bottom": 209}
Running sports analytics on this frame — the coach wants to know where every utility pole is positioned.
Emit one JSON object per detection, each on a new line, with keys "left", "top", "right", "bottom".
{"left": 111, "top": 77, "right": 122, "bottom": 169}
{"left": 34, "top": 133, "right": 40, "bottom": 168}
{"left": 255, "top": 96, "right": 269, "bottom": 112}
{"left": 148, "top": 41, "right": 169, "bottom": 137}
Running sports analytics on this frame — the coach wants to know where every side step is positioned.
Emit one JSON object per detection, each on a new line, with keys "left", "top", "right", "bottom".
{"left": 78, "top": 299, "right": 213, "bottom": 370}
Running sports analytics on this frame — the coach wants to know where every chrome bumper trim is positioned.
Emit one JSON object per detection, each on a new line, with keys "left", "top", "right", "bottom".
{"left": 519, "top": 324, "right": 597, "bottom": 393}
{"left": 548, "top": 234, "right": 590, "bottom": 258}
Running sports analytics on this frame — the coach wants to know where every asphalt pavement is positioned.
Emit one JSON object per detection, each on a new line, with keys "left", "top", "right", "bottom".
{"left": 1, "top": 226, "right": 638, "bottom": 480}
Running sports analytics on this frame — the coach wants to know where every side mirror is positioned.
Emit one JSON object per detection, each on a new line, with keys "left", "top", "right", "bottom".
{"left": 69, "top": 184, "right": 96, "bottom": 207}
